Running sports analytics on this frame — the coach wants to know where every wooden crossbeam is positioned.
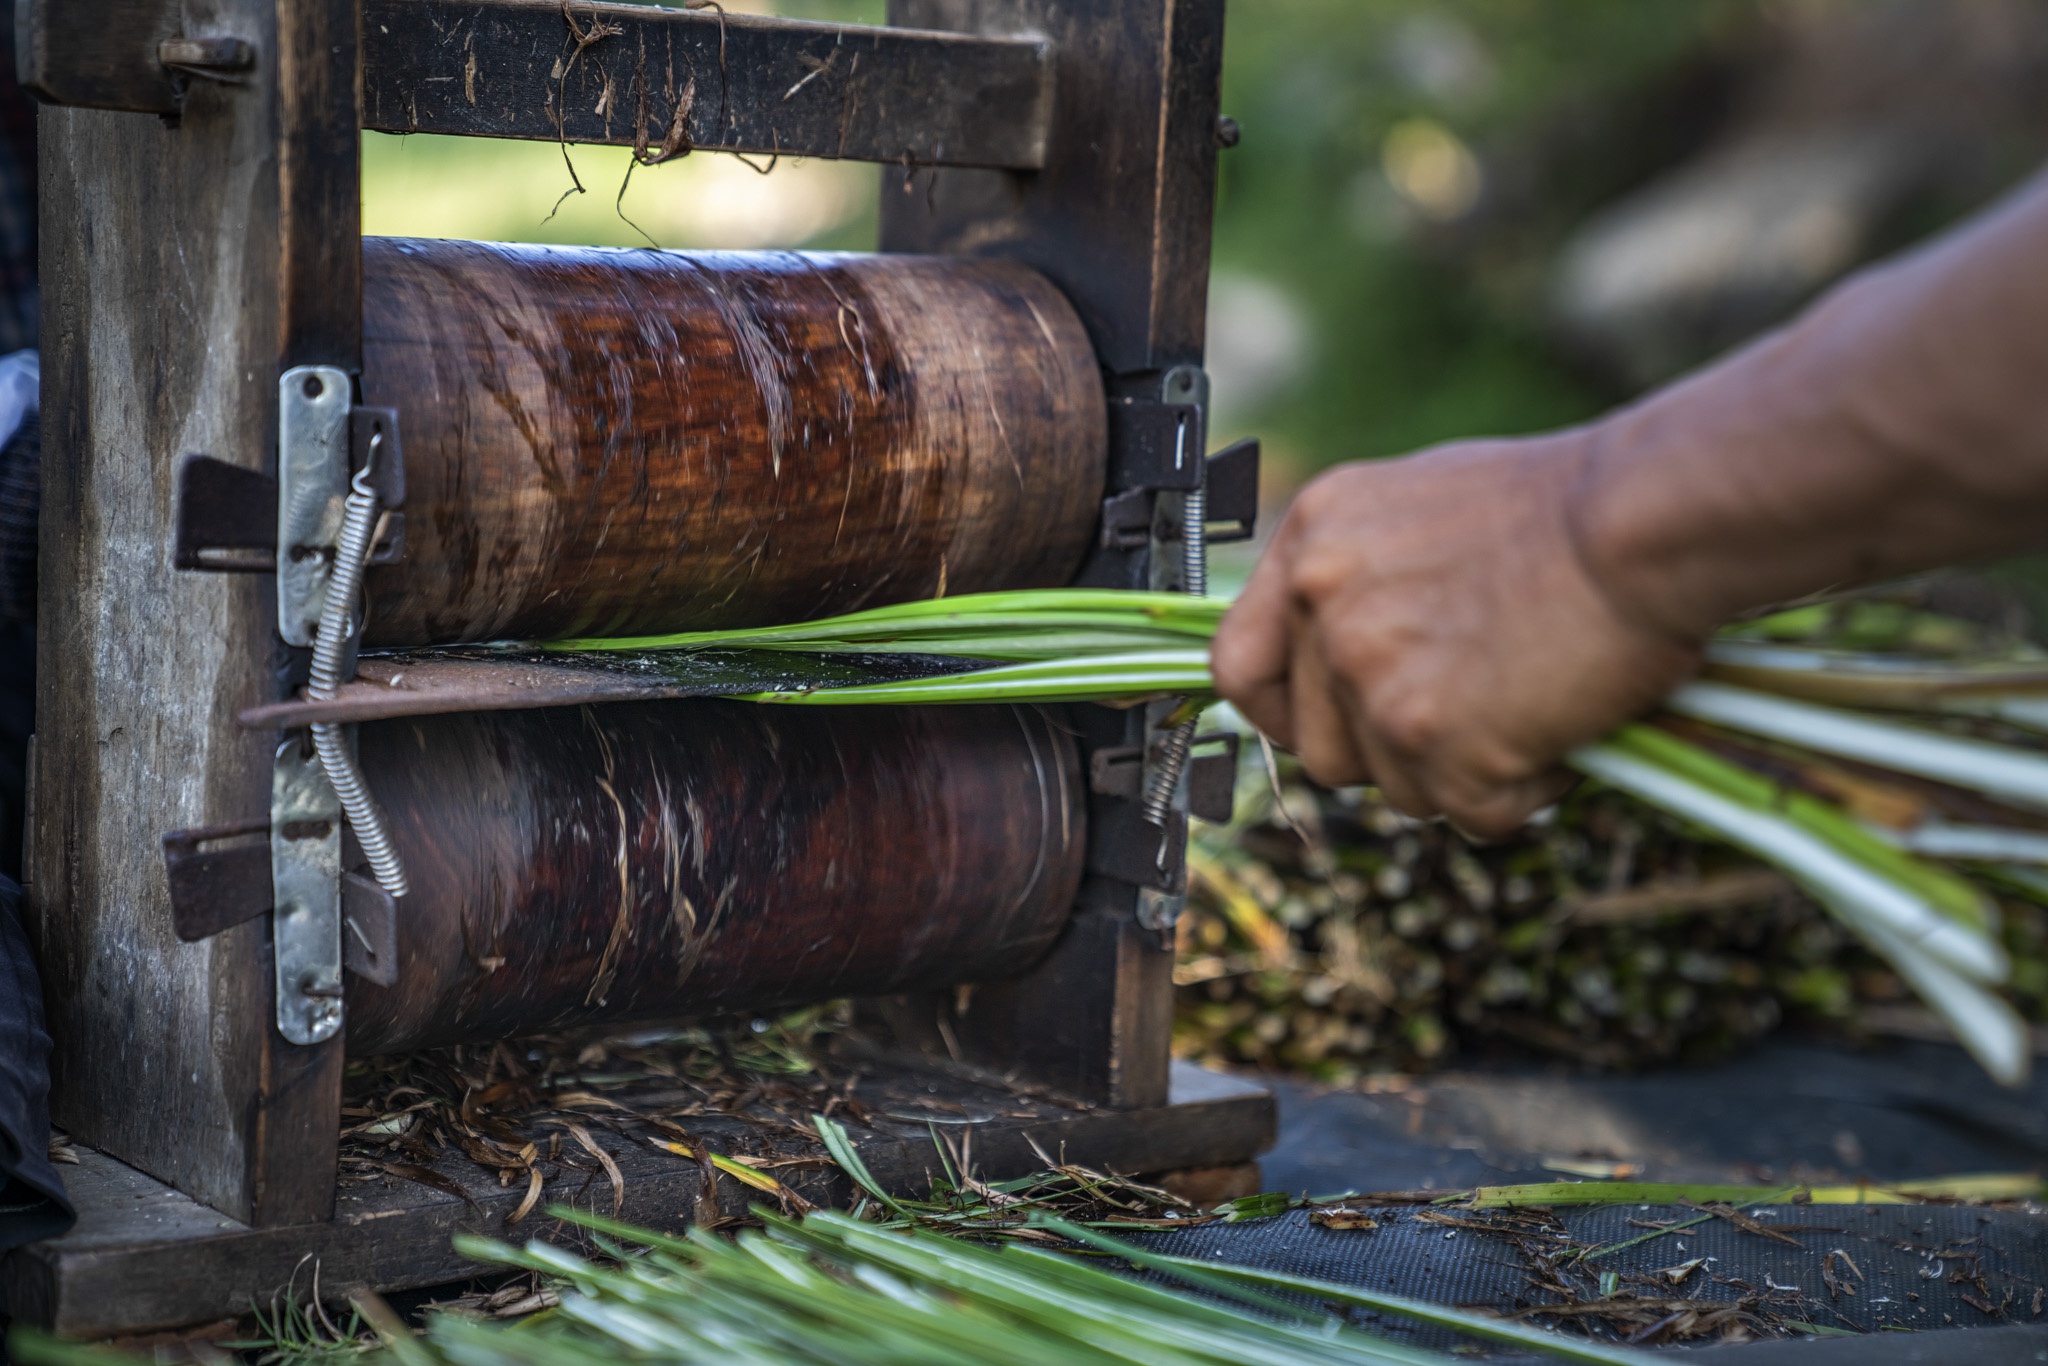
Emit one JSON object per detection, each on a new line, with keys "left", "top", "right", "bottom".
{"left": 20, "top": 0, "right": 1052, "bottom": 170}
{"left": 365, "top": 0, "right": 1052, "bottom": 168}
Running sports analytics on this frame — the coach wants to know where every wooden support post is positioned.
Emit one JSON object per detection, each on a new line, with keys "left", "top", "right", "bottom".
{"left": 874, "top": 0, "right": 1228, "bottom": 1108}
{"left": 27, "top": 0, "right": 358, "bottom": 1226}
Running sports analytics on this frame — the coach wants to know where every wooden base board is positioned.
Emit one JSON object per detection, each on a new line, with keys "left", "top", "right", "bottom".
{"left": 1, "top": 1060, "right": 1272, "bottom": 1337}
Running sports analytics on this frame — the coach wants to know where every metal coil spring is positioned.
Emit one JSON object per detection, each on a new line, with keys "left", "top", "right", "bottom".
{"left": 1142, "top": 481, "right": 1207, "bottom": 829}
{"left": 308, "top": 451, "right": 409, "bottom": 897}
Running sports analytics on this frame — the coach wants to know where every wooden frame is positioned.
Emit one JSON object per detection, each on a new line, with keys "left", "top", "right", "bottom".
{"left": 9, "top": 0, "right": 1257, "bottom": 1315}
{"left": 29, "top": 0, "right": 360, "bottom": 1229}
{"left": 864, "top": 0, "right": 1228, "bottom": 1109}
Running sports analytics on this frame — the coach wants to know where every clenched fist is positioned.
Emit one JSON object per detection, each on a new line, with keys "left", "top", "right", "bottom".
{"left": 1210, "top": 435, "right": 1700, "bottom": 837}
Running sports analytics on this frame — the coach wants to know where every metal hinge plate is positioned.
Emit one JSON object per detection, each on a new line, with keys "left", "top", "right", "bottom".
{"left": 277, "top": 366, "right": 354, "bottom": 647}
{"left": 272, "top": 738, "right": 344, "bottom": 1045}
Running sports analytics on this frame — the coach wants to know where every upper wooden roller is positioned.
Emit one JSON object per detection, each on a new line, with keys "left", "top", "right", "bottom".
{"left": 360, "top": 238, "right": 1107, "bottom": 645}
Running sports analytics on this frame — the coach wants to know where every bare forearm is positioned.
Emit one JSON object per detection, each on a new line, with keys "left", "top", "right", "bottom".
{"left": 1574, "top": 171, "right": 2048, "bottom": 639}
{"left": 1213, "top": 165, "right": 2048, "bottom": 833}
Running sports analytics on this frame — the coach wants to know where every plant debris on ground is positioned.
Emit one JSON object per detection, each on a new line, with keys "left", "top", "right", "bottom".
{"left": 1174, "top": 754, "right": 2048, "bottom": 1082}
{"left": 337, "top": 1008, "right": 874, "bottom": 1226}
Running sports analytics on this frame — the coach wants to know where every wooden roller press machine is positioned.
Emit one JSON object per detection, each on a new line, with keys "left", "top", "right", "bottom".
{"left": 2, "top": 0, "right": 1273, "bottom": 1334}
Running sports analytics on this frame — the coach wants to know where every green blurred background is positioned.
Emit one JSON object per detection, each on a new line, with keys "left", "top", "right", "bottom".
{"left": 364, "top": 0, "right": 2048, "bottom": 488}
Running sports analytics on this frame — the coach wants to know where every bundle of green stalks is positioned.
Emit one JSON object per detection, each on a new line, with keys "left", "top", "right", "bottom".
{"left": 552, "top": 590, "right": 2048, "bottom": 1084}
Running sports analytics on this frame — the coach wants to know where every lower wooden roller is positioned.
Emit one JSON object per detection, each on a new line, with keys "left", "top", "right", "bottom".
{"left": 360, "top": 239, "right": 1107, "bottom": 645}
{"left": 343, "top": 701, "right": 1085, "bottom": 1055}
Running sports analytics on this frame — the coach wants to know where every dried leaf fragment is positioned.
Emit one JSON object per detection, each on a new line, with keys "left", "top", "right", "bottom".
{"left": 1311, "top": 1208, "right": 1379, "bottom": 1231}
{"left": 567, "top": 1122, "right": 625, "bottom": 1214}
{"left": 507, "top": 1166, "right": 545, "bottom": 1225}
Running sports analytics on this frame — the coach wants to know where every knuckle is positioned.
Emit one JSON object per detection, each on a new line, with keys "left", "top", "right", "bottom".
{"left": 1319, "top": 627, "right": 1387, "bottom": 682}
{"left": 1289, "top": 549, "right": 1346, "bottom": 602}
{"left": 1370, "top": 690, "right": 1444, "bottom": 759}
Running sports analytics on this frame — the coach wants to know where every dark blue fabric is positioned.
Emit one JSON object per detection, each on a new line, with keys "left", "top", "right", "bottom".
{"left": 0, "top": 412, "right": 37, "bottom": 881}
{"left": 0, "top": 872, "right": 68, "bottom": 1254}
{"left": 0, "top": 0, "right": 55, "bottom": 1269}
{"left": 0, "top": 0, "right": 36, "bottom": 357}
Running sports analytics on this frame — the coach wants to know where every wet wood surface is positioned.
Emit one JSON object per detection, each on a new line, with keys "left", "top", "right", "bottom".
{"left": 360, "top": 239, "right": 1105, "bottom": 646}
{"left": 0, "top": 1060, "right": 1273, "bottom": 1336}
{"left": 345, "top": 702, "right": 1086, "bottom": 1053}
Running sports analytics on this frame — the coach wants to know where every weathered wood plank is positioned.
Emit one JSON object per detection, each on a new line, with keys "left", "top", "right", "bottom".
{"left": 361, "top": 0, "right": 1052, "bottom": 169}
{"left": 280, "top": 0, "right": 364, "bottom": 370}
{"left": 21, "top": 0, "right": 1050, "bottom": 170}
{"left": 28, "top": 0, "right": 350, "bottom": 1228}
{"left": 32, "top": 10, "right": 284, "bottom": 1229}
{"left": 0, "top": 1060, "right": 1274, "bottom": 1336}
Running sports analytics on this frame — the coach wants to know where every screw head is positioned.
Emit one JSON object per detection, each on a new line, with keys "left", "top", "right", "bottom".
{"left": 1214, "top": 116, "right": 1241, "bottom": 149}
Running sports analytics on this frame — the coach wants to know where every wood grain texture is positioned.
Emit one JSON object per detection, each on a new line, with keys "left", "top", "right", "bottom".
{"left": 880, "top": 0, "right": 1226, "bottom": 375}
{"left": 278, "top": 0, "right": 363, "bottom": 370}
{"left": 358, "top": 239, "right": 1106, "bottom": 645}
{"left": 32, "top": 41, "right": 281, "bottom": 1222}
{"left": 362, "top": 0, "right": 1052, "bottom": 169}
{"left": 0, "top": 1061, "right": 1273, "bottom": 1335}
{"left": 30, "top": 0, "right": 354, "bottom": 1227}
{"left": 345, "top": 701, "right": 1085, "bottom": 1054}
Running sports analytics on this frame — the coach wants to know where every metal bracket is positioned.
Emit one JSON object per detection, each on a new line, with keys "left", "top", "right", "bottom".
{"left": 171, "top": 457, "right": 278, "bottom": 571}
{"left": 277, "top": 366, "right": 354, "bottom": 647}
{"left": 177, "top": 402, "right": 402, "bottom": 575}
{"left": 1088, "top": 735, "right": 1234, "bottom": 823}
{"left": 1097, "top": 486, "right": 1155, "bottom": 552}
{"left": 1187, "top": 732, "right": 1241, "bottom": 824}
{"left": 1087, "top": 795, "right": 1187, "bottom": 893}
{"left": 163, "top": 817, "right": 397, "bottom": 987}
{"left": 1116, "top": 366, "right": 1211, "bottom": 931}
{"left": 1203, "top": 437, "right": 1260, "bottom": 544}
{"left": 162, "top": 817, "right": 271, "bottom": 939}
{"left": 1107, "top": 367, "right": 1208, "bottom": 492}
{"left": 272, "top": 737, "right": 344, "bottom": 1044}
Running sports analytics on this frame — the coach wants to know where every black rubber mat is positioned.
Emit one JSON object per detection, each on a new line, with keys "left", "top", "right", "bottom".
{"left": 1120, "top": 1204, "right": 2048, "bottom": 1353}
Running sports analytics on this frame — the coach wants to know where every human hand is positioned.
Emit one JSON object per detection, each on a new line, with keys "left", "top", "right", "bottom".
{"left": 1210, "top": 434, "right": 1704, "bottom": 837}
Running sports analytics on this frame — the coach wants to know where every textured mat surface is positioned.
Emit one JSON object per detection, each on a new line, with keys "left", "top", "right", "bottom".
{"left": 1259, "top": 1036, "right": 2048, "bottom": 1199}
{"left": 1122, "top": 1204, "right": 2048, "bottom": 1352}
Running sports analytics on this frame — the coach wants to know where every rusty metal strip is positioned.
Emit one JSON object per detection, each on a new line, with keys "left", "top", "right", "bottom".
{"left": 237, "top": 649, "right": 976, "bottom": 729}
